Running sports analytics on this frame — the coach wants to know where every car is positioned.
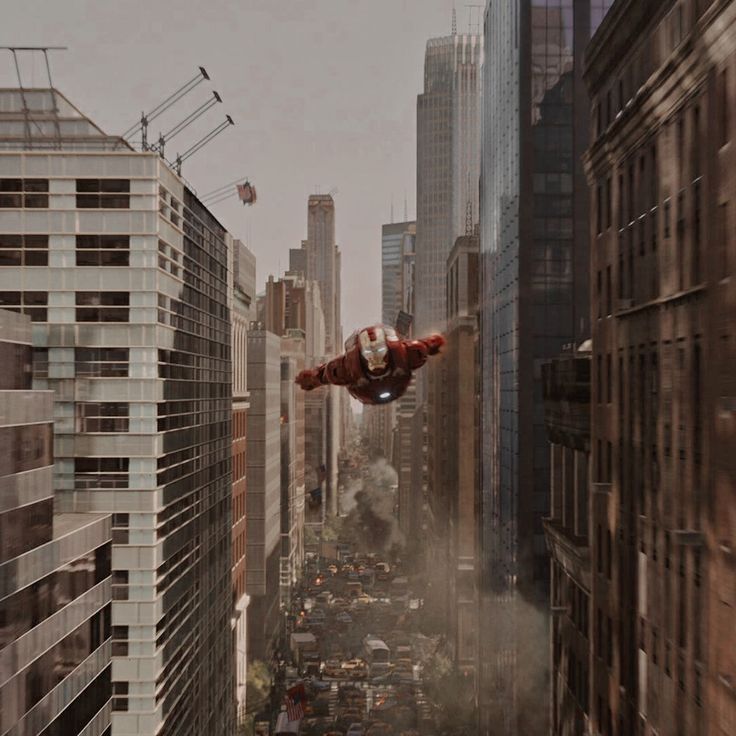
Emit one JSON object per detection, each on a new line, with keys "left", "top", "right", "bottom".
{"left": 335, "top": 612, "right": 353, "bottom": 625}
{"left": 307, "top": 676, "right": 332, "bottom": 692}
{"left": 322, "top": 659, "right": 343, "bottom": 678}
{"left": 341, "top": 659, "right": 367, "bottom": 679}
{"left": 346, "top": 725, "right": 364, "bottom": 736}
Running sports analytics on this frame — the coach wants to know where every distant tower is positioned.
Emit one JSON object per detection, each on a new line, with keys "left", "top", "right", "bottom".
{"left": 452, "top": 4, "right": 457, "bottom": 35}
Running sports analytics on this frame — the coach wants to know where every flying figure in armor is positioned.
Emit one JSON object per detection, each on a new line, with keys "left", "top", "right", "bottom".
{"left": 295, "top": 324, "right": 445, "bottom": 405}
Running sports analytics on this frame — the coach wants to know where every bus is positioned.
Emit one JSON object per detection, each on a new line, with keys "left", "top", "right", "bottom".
{"left": 362, "top": 635, "right": 391, "bottom": 676}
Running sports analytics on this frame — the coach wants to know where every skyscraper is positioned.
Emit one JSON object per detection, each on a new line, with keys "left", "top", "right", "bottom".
{"left": 478, "top": 3, "right": 606, "bottom": 733}
{"left": 231, "top": 239, "right": 256, "bottom": 725}
{"left": 0, "top": 308, "right": 113, "bottom": 736}
{"left": 305, "top": 194, "right": 339, "bottom": 354}
{"left": 0, "top": 89, "right": 234, "bottom": 736}
{"left": 415, "top": 31, "right": 482, "bottom": 336}
{"left": 245, "top": 328, "right": 282, "bottom": 662}
{"left": 585, "top": 2, "right": 735, "bottom": 734}
{"left": 300, "top": 194, "right": 343, "bottom": 516}
{"left": 381, "top": 220, "right": 416, "bottom": 328}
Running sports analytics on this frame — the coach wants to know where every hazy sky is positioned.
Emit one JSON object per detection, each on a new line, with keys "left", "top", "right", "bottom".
{"left": 3, "top": 0, "right": 463, "bottom": 338}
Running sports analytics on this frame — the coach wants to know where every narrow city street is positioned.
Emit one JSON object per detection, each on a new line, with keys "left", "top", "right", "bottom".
{"left": 259, "top": 441, "right": 464, "bottom": 736}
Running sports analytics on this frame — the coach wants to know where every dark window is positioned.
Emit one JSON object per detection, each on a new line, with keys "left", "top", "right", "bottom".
{"left": 77, "top": 402, "right": 129, "bottom": 433}
{"left": 0, "top": 178, "right": 48, "bottom": 208}
{"left": 75, "top": 347, "right": 129, "bottom": 377}
{"left": 718, "top": 68, "right": 729, "bottom": 147}
{"left": 0, "top": 290, "right": 47, "bottom": 321}
{"left": 75, "top": 292, "right": 129, "bottom": 322}
{"left": 76, "top": 179, "right": 130, "bottom": 209}
{"left": 606, "top": 353, "right": 612, "bottom": 403}
{"left": 0, "top": 234, "right": 48, "bottom": 266}
{"left": 76, "top": 235, "right": 130, "bottom": 266}
{"left": 693, "top": 180, "right": 701, "bottom": 282}
{"left": 664, "top": 198, "right": 671, "bottom": 239}
{"left": 74, "top": 457, "right": 129, "bottom": 489}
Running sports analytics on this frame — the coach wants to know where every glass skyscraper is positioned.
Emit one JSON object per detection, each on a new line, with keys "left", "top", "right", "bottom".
{"left": 478, "top": 2, "right": 611, "bottom": 733}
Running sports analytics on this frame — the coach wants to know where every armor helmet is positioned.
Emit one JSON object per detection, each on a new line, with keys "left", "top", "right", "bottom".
{"left": 358, "top": 326, "right": 390, "bottom": 375}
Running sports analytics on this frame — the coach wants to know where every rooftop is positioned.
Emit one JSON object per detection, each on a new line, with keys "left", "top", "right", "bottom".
{"left": 0, "top": 88, "right": 131, "bottom": 151}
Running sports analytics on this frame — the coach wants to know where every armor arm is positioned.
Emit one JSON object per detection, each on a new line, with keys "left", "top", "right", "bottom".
{"left": 405, "top": 334, "right": 445, "bottom": 370}
{"left": 295, "top": 353, "right": 355, "bottom": 391}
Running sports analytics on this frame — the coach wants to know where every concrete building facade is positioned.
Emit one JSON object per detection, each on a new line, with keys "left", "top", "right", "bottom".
{"left": 0, "top": 89, "right": 234, "bottom": 736}
{"left": 245, "top": 328, "right": 282, "bottom": 662}
{"left": 0, "top": 308, "right": 113, "bottom": 736}
{"left": 231, "top": 239, "right": 256, "bottom": 724}
{"left": 584, "top": 2, "right": 736, "bottom": 734}
{"left": 438, "top": 234, "right": 480, "bottom": 680}
{"left": 541, "top": 347, "right": 592, "bottom": 736}
{"left": 381, "top": 221, "right": 416, "bottom": 328}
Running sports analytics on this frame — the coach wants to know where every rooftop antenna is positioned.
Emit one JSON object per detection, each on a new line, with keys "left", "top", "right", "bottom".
{"left": 149, "top": 90, "right": 222, "bottom": 159}
{"left": 2, "top": 46, "right": 67, "bottom": 148}
{"left": 466, "top": 5, "right": 483, "bottom": 35}
{"left": 404, "top": 191, "right": 408, "bottom": 222}
{"left": 174, "top": 115, "right": 234, "bottom": 175}
{"left": 122, "top": 66, "right": 209, "bottom": 149}
{"left": 390, "top": 195, "right": 394, "bottom": 224}
{"left": 452, "top": 4, "right": 457, "bottom": 35}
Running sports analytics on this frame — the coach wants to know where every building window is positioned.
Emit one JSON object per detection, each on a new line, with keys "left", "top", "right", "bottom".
{"left": 0, "top": 234, "right": 49, "bottom": 266}
{"left": 0, "top": 290, "right": 47, "bottom": 321}
{"left": 719, "top": 202, "right": 729, "bottom": 278}
{"left": 0, "top": 178, "right": 48, "bottom": 208}
{"left": 606, "top": 529, "right": 613, "bottom": 579}
{"left": 664, "top": 198, "right": 671, "bottom": 238}
{"left": 76, "top": 235, "right": 130, "bottom": 266}
{"left": 718, "top": 67, "right": 729, "bottom": 147}
{"left": 606, "top": 176, "right": 612, "bottom": 229}
{"left": 76, "top": 179, "right": 130, "bottom": 209}
{"left": 74, "top": 457, "right": 129, "bottom": 489}
{"left": 77, "top": 402, "right": 129, "bottom": 433}
{"left": 75, "top": 347, "right": 129, "bottom": 377}
{"left": 75, "top": 292, "right": 129, "bottom": 322}
{"left": 606, "top": 353, "right": 612, "bottom": 403}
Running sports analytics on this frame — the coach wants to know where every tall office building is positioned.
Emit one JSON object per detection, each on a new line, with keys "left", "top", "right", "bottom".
{"left": 245, "top": 328, "right": 282, "bottom": 662}
{"left": 381, "top": 221, "right": 416, "bottom": 327}
{"left": 264, "top": 270, "right": 326, "bottom": 526}
{"left": 0, "top": 308, "right": 113, "bottom": 736}
{"left": 541, "top": 345, "right": 592, "bottom": 735}
{"left": 438, "top": 233, "right": 480, "bottom": 680}
{"left": 279, "top": 336, "right": 306, "bottom": 610}
{"left": 415, "top": 31, "right": 482, "bottom": 336}
{"left": 478, "top": 3, "right": 609, "bottom": 733}
{"left": 231, "top": 239, "right": 256, "bottom": 724}
{"left": 585, "top": 2, "right": 735, "bottom": 734}
{"left": 298, "top": 195, "right": 343, "bottom": 517}
{"left": 0, "top": 89, "right": 234, "bottom": 736}
{"left": 303, "top": 195, "right": 340, "bottom": 354}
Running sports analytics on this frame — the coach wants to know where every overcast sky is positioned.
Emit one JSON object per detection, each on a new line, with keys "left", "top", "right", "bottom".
{"left": 3, "top": 0, "right": 463, "bottom": 338}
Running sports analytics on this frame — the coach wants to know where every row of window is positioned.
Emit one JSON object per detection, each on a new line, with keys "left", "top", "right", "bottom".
{"left": 0, "top": 178, "right": 132, "bottom": 209}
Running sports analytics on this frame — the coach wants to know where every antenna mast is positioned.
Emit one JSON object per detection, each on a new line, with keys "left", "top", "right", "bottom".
{"left": 452, "top": 4, "right": 457, "bottom": 35}
{"left": 1, "top": 46, "right": 67, "bottom": 149}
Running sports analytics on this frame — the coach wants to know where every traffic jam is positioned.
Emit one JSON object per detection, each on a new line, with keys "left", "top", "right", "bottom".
{"left": 275, "top": 550, "right": 433, "bottom": 736}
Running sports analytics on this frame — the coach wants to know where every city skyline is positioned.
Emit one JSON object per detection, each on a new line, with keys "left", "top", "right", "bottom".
{"left": 1, "top": 0, "right": 465, "bottom": 345}
{"left": 1, "top": 2, "right": 734, "bottom": 735}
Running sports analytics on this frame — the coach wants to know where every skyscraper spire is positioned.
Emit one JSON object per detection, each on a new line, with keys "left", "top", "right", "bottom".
{"left": 452, "top": 3, "right": 457, "bottom": 35}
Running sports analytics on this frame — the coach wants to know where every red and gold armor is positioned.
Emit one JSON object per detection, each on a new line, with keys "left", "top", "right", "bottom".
{"left": 295, "top": 325, "right": 445, "bottom": 405}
